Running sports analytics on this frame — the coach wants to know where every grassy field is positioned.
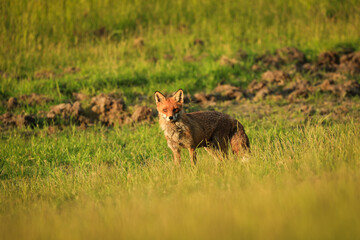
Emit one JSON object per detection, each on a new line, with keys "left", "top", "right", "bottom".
{"left": 1, "top": 0, "right": 360, "bottom": 100}
{"left": 1, "top": 120, "right": 360, "bottom": 239}
{"left": 1, "top": 119, "right": 360, "bottom": 239}
{"left": 1, "top": 0, "right": 360, "bottom": 239}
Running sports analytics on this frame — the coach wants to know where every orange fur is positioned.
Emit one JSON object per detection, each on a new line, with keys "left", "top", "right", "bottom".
{"left": 155, "top": 89, "right": 250, "bottom": 165}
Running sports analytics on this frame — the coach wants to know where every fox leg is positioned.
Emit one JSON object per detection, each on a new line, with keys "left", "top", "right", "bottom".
{"left": 188, "top": 148, "right": 197, "bottom": 166}
{"left": 171, "top": 148, "right": 181, "bottom": 165}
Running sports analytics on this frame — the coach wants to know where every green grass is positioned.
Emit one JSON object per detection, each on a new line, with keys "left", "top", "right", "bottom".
{"left": 1, "top": 0, "right": 360, "bottom": 102}
{"left": 1, "top": 120, "right": 360, "bottom": 239}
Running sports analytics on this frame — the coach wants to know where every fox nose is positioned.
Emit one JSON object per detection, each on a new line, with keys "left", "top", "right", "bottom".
{"left": 169, "top": 116, "right": 174, "bottom": 120}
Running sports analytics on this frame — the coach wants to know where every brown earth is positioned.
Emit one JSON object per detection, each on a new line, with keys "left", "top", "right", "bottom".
{"left": 20, "top": 93, "right": 52, "bottom": 106}
{"left": 47, "top": 101, "right": 89, "bottom": 124}
{"left": 255, "top": 48, "right": 360, "bottom": 76}
{"left": 5, "top": 94, "right": 52, "bottom": 110}
{"left": 131, "top": 106, "right": 154, "bottom": 122}
{"left": 254, "top": 47, "right": 306, "bottom": 69}
{"left": 338, "top": 52, "right": 360, "bottom": 75}
{"left": 317, "top": 51, "right": 340, "bottom": 71}
{"left": 90, "top": 93, "right": 130, "bottom": 126}
{"left": 7, "top": 97, "right": 19, "bottom": 109}
{"left": 261, "top": 70, "right": 291, "bottom": 86}
{"left": 0, "top": 113, "right": 36, "bottom": 128}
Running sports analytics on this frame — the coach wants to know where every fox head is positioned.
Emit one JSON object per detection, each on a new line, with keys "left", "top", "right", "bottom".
{"left": 155, "top": 89, "right": 184, "bottom": 122}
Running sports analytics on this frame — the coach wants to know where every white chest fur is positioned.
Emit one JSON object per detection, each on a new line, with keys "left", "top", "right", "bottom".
{"left": 160, "top": 120, "right": 192, "bottom": 148}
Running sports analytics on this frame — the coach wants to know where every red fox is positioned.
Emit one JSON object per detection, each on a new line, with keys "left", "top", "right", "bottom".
{"left": 155, "top": 89, "right": 250, "bottom": 165}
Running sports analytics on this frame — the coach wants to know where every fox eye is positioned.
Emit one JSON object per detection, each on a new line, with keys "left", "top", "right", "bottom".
{"left": 173, "top": 108, "right": 179, "bottom": 113}
{"left": 162, "top": 109, "right": 168, "bottom": 113}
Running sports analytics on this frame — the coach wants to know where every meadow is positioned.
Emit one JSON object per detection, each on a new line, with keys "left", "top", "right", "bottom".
{"left": 1, "top": 0, "right": 360, "bottom": 239}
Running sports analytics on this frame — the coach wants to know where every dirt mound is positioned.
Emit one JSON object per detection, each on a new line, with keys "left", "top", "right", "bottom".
{"left": 252, "top": 87, "right": 270, "bottom": 101}
{"left": 19, "top": 93, "right": 52, "bottom": 106}
{"left": 90, "top": 93, "right": 130, "bottom": 126}
{"left": 131, "top": 106, "right": 153, "bottom": 122}
{"left": 212, "top": 84, "right": 244, "bottom": 100}
{"left": 255, "top": 47, "right": 306, "bottom": 68}
{"left": 255, "top": 51, "right": 284, "bottom": 68}
{"left": 316, "top": 78, "right": 360, "bottom": 98}
{"left": 7, "top": 97, "right": 19, "bottom": 109}
{"left": 322, "top": 72, "right": 346, "bottom": 81}
{"left": 317, "top": 51, "right": 339, "bottom": 71}
{"left": 261, "top": 70, "right": 291, "bottom": 86}
{"left": 342, "top": 80, "right": 360, "bottom": 96}
{"left": 47, "top": 101, "right": 86, "bottom": 120}
{"left": 318, "top": 79, "right": 339, "bottom": 95}
{"left": 338, "top": 52, "right": 360, "bottom": 75}
{"left": 193, "top": 84, "right": 245, "bottom": 105}
{"left": 0, "top": 113, "right": 36, "bottom": 128}
{"left": 275, "top": 47, "right": 306, "bottom": 64}
{"left": 301, "top": 50, "right": 359, "bottom": 75}
{"left": 301, "top": 63, "right": 318, "bottom": 74}
{"left": 193, "top": 92, "right": 217, "bottom": 106}
{"left": 247, "top": 80, "right": 267, "bottom": 95}
{"left": 285, "top": 79, "right": 313, "bottom": 101}
{"left": 6, "top": 93, "right": 52, "bottom": 110}
{"left": 247, "top": 74, "right": 313, "bottom": 101}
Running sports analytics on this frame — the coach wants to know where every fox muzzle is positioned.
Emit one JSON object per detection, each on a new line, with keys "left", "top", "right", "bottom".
{"left": 162, "top": 112, "right": 180, "bottom": 122}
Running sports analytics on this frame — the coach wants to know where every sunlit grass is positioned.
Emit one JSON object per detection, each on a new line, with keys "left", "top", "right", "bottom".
{"left": 1, "top": 121, "right": 359, "bottom": 239}
{"left": 1, "top": 0, "right": 360, "bottom": 101}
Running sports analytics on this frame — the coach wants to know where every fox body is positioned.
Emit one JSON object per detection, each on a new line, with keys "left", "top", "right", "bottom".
{"left": 155, "top": 89, "right": 250, "bottom": 165}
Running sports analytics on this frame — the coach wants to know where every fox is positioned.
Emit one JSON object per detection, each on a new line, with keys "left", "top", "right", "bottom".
{"left": 155, "top": 89, "right": 250, "bottom": 165}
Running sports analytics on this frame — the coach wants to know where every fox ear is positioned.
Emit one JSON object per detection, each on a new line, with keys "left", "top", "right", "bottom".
{"left": 155, "top": 91, "right": 166, "bottom": 104}
{"left": 173, "top": 89, "right": 184, "bottom": 103}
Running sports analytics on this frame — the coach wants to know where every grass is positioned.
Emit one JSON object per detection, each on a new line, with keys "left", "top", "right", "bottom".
{"left": 1, "top": 120, "right": 360, "bottom": 239}
{"left": 1, "top": 0, "right": 360, "bottom": 102}
{"left": 1, "top": 0, "right": 360, "bottom": 239}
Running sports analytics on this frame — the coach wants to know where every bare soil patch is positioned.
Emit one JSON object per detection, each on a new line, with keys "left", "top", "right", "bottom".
{"left": 0, "top": 113, "right": 36, "bottom": 129}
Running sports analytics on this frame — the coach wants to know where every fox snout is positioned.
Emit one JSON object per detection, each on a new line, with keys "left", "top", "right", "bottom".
{"left": 161, "top": 112, "right": 180, "bottom": 122}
